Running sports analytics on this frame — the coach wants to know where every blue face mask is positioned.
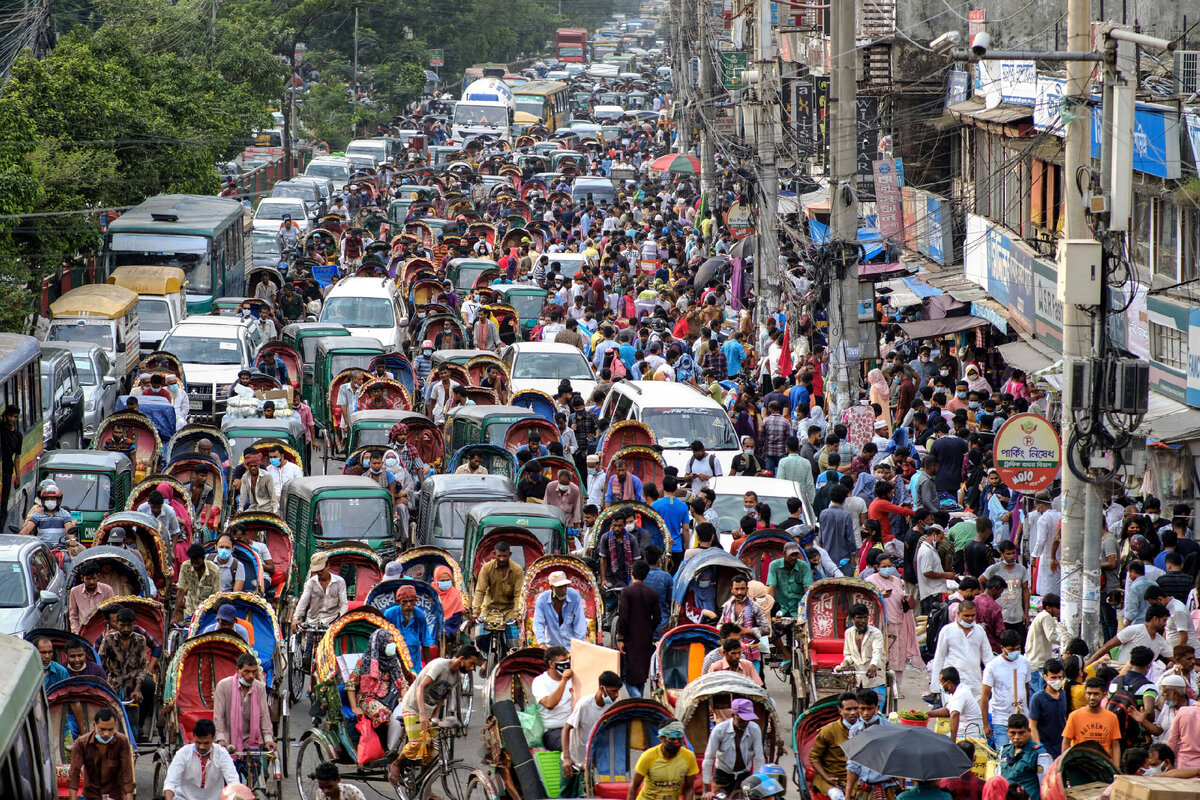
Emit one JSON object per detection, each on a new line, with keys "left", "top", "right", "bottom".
{"left": 1004, "top": 651, "right": 1020, "bottom": 662}
{"left": 968, "top": 401, "right": 980, "bottom": 410}
{"left": 217, "top": 547, "right": 232, "bottom": 560}
{"left": 880, "top": 566, "right": 898, "bottom": 578}
{"left": 437, "top": 579, "right": 453, "bottom": 591}
{"left": 269, "top": 457, "right": 282, "bottom": 467}
{"left": 95, "top": 732, "right": 114, "bottom": 744}
{"left": 956, "top": 391, "right": 967, "bottom": 399}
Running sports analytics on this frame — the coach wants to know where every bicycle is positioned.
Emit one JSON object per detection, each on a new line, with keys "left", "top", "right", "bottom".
{"left": 234, "top": 748, "right": 283, "bottom": 800}
{"left": 287, "top": 623, "right": 327, "bottom": 703}
{"left": 479, "top": 615, "right": 516, "bottom": 672}
{"left": 394, "top": 719, "right": 473, "bottom": 800}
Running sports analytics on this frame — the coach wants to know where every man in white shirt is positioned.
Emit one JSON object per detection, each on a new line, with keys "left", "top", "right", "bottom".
{"left": 928, "top": 666, "right": 985, "bottom": 741}
{"left": 561, "top": 671, "right": 623, "bottom": 794}
{"left": 928, "top": 600, "right": 993, "bottom": 695}
{"left": 163, "top": 718, "right": 239, "bottom": 800}
{"left": 1088, "top": 603, "right": 1173, "bottom": 666}
{"left": 1145, "top": 585, "right": 1200, "bottom": 653}
{"left": 917, "top": 525, "right": 955, "bottom": 614}
{"left": 981, "top": 630, "right": 1032, "bottom": 749}
{"left": 264, "top": 443, "right": 303, "bottom": 502}
{"left": 426, "top": 365, "right": 459, "bottom": 425}
{"left": 531, "top": 646, "right": 575, "bottom": 751}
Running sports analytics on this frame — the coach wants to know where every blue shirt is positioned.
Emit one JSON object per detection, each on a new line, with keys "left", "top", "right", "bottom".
{"left": 1027, "top": 689, "right": 1067, "bottom": 759}
{"left": 383, "top": 606, "right": 434, "bottom": 671}
{"left": 43, "top": 660, "right": 69, "bottom": 692}
{"left": 531, "top": 588, "right": 589, "bottom": 649}
{"left": 788, "top": 384, "right": 810, "bottom": 414}
{"left": 652, "top": 496, "right": 690, "bottom": 554}
{"left": 720, "top": 340, "right": 745, "bottom": 377}
{"left": 593, "top": 339, "right": 620, "bottom": 369}
{"left": 644, "top": 567, "right": 674, "bottom": 638}
{"left": 605, "top": 473, "right": 644, "bottom": 503}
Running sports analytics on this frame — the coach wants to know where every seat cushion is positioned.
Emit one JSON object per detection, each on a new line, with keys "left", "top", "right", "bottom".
{"left": 594, "top": 782, "right": 631, "bottom": 799}
{"left": 813, "top": 652, "right": 844, "bottom": 669}
{"left": 809, "top": 637, "right": 844, "bottom": 653}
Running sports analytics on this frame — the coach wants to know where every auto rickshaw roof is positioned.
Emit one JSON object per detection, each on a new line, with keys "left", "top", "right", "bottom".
{"left": 50, "top": 284, "right": 139, "bottom": 319}
{"left": 446, "top": 405, "right": 538, "bottom": 425}
{"left": 349, "top": 409, "right": 427, "bottom": 428}
{"left": 466, "top": 501, "right": 568, "bottom": 526}
{"left": 315, "top": 336, "right": 387, "bottom": 356}
{"left": 281, "top": 322, "right": 349, "bottom": 339}
{"left": 431, "top": 349, "right": 492, "bottom": 366}
{"left": 282, "top": 474, "right": 392, "bottom": 503}
{"left": 39, "top": 449, "right": 132, "bottom": 472}
{"left": 422, "top": 473, "right": 517, "bottom": 498}
{"left": 106, "top": 265, "right": 187, "bottom": 296}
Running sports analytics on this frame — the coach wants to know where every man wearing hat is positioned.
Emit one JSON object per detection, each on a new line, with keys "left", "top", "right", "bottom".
{"left": 106, "top": 527, "right": 146, "bottom": 572}
{"left": 293, "top": 551, "right": 348, "bottom": 633}
{"left": 384, "top": 584, "right": 434, "bottom": 671}
{"left": 200, "top": 602, "right": 251, "bottom": 644}
{"left": 628, "top": 719, "right": 699, "bottom": 800}
{"left": 766, "top": 541, "right": 811, "bottom": 622}
{"left": 585, "top": 453, "right": 606, "bottom": 509}
{"left": 531, "top": 571, "right": 588, "bottom": 650}
{"left": 703, "top": 698, "right": 764, "bottom": 799}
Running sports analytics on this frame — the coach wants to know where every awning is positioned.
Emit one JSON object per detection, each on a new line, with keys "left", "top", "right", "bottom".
{"left": 1140, "top": 391, "right": 1200, "bottom": 444}
{"left": 902, "top": 275, "right": 944, "bottom": 299}
{"left": 898, "top": 315, "right": 989, "bottom": 339}
{"left": 921, "top": 270, "right": 989, "bottom": 302}
{"left": 997, "top": 338, "right": 1061, "bottom": 376}
{"left": 947, "top": 99, "right": 1033, "bottom": 125}
{"left": 859, "top": 261, "right": 909, "bottom": 279}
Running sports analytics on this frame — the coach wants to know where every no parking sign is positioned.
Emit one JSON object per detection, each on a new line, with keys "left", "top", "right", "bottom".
{"left": 994, "top": 413, "right": 1061, "bottom": 493}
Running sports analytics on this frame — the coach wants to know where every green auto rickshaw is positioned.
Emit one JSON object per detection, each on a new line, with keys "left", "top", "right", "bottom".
{"left": 445, "top": 405, "right": 539, "bottom": 452}
{"left": 312, "top": 336, "right": 387, "bottom": 434}
{"left": 462, "top": 502, "right": 569, "bottom": 584}
{"left": 446, "top": 258, "right": 499, "bottom": 296}
{"left": 282, "top": 475, "right": 397, "bottom": 582}
{"left": 37, "top": 450, "right": 132, "bottom": 544}
{"left": 495, "top": 284, "right": 549, "bottom": 339}
{"left": 220, "top": 417, "right": 309, "bottom": 469}
{"left": 280, "top": 323, "right": 349, "bottom": 401}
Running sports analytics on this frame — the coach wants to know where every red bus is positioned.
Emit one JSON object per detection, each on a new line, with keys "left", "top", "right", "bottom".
{"left": 555, "top": 28, "right": 588, "bottom": 62}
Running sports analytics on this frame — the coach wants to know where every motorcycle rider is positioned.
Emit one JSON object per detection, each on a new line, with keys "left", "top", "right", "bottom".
{"left": 20, "top": 482, "right": 79, "bottom": 569}
{"left": 277, "top": 214, "right": 301, "bottom": 258}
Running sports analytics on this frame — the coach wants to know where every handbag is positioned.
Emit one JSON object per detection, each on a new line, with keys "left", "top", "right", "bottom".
{"left": 900, "top": 595, "right": 913, "bottom": 613}
{"left": 355, "top": 715, "right": 385, "bottom": 764}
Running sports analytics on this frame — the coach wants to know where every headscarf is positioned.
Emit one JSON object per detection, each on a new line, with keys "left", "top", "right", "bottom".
{"left": 156, "top": 480, "right": 189, "bottom": 524}
{"left": 884, "top": 426, "right": 910, "bottom": 455}
{"left": 357, "top": 628, "right": 404, "bottom": 698}
{"left": 866, "top": 368, "right": 890, "bottom": 402}
{"left": 693, "top": 566, "right": 717, "bottom": 613}
{"left": 433, "top": 565, "right": 464, "bottom": 619}
{"left": 799, "top": 406, "right": 828, "bottom": 440}
{"left": 964, "top": 362, "right": 992, "bottom": 394}
{"left": 747, "top": 580, "right": 774, "bottom": 616}
{"left": 982, "top": 776, "right": 1010, "bottom": 800}
{"left": 852, "top": 472, "right": 877, "bottom": 507}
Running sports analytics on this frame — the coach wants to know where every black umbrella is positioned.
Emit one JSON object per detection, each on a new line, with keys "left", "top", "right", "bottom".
{"left": 693, "top": 255, "right": 728, "bottom": 288}
{"left": 729, "top": 234, "right": 756, "bottom": 260}
{"left": 839, "top": 723, "right": 973, "bottom": 781}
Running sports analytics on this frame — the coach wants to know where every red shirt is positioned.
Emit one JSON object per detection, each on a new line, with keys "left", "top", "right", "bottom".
{"left": 867, "top": 497, "right": 916, "bottom": 541}
{"left": 591, "top": 277, "right": 606, "bottom": 312}
{"left": 672, "top": 316, "right": 690, "bottom": 339}
{"left": 939, "top": 772, "right": 985, "bottom": 800}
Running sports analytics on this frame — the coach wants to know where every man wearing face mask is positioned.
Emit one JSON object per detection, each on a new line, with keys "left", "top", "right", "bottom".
{"left": 928, "top": 666, "right": 985, "bottom": 741}
{"left": 67, "top": 708, "right": 135, "bottom": 800}
{"left": 627, "top": 720, "right": 699, "bottom": 800}
{"left": 208, "top": 534, "right": 246, "bottom": 593}
{"left": 213, "top": 653, "right": 275, "bottom": 756}
{"left": 265, "top": 443, "right": 303, "bottom": 501}
{"left": 844, "top": 690, "right": 900, "bottom": 800}
{"left": 599, "top": 510, "right": 643, "bottom": 588}
{"left": 163, "top": 718, "right": 239, "bottom": 800}
{"left": 532, "top": 646, "right": 575, "bottom": 750}
{"left": 1028, "top": 658, "right": 1068, "bottom": 758}
{"left": 928, "top": 600, "right": 992, "bottom": 698}
{"left": 562, "top": 671, "right": 624, "bottom": 796}
{"left": 908, "top": 346, "right": 937, "bottom": 385}
{"left": 384, "top": 585, "right": 434, "bottom": 671}
{"left": 413, "top": 340, "right": 434, "bottom": 397}
{"left": 981, "top": 630, "right": 1033, "bottom": 748}
{"left": 97, "top": 607, "right": 152, "bottom": 738}
{"left": 702, "top": 698, "right": 765, "bottom": 800}
{"left": 532, "top": 571, "right": 589, "bottom": 650}
{"left": 809, "top": 692, "right": 859, "bottom": 800}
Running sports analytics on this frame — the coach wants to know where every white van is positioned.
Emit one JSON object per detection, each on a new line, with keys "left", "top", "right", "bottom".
{"left": 106, "top": 265, "right": 188, "bottom": 352}
{"left": 598, "top": 381, "right": 742, "bottom": 474}
{"left": 319, "top": 277, "right": 403, "bottom": 351}
{"left": 345, "top": 139, "right": 390, "bottom": 166}
{"left": 45, "top": 284, "right": 141, "bottom": 387}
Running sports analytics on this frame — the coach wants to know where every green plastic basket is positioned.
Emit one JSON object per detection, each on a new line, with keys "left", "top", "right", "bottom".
{"left": 534, "top": 749, "right": 562, "bottom": 798}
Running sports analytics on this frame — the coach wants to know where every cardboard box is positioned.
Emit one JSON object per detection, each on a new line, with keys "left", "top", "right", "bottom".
{"left": 1111, "top": 776, "right": 1200, "bottom": 800}
{"left": 255, "top": 387, "right": 293, "bottom": 406}
{"left": 1065, "top": 783, "right": 1110, "bottom": 800}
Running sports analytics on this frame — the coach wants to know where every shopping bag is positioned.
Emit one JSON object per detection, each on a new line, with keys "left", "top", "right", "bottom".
{"left": 355, "top": 715, "right": 385, "bottom": 764}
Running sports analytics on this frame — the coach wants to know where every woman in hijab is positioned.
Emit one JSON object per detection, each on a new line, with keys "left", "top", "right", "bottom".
{"left": 964, "top": 362, "right": 993, "bottom": 395}
{"left": 866, "top": 369, "right": 891, "bottom": 431}
{"left": 433, "top": 565, "right": 465, "bottom": 640}
{"left": 346, "top": 628, "right": 405, "bottom": 728}
{"left": 689, "top": 566, "right": 719, "bottom": 623}
{"left": 798, "top": 405, "right": 828, "bottom": 441}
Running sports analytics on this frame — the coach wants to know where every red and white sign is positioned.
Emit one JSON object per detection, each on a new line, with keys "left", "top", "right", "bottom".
{"left": 994, "top": 413, "right": 1061, "bottom": 493}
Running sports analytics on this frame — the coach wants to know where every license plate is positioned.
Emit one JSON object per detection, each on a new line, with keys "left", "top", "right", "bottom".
{"left": 190, "top": 398, "right": 204, "bottom": 411}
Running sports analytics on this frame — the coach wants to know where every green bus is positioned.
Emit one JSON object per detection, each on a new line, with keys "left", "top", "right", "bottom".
{"left": 0, "top": 334, "right": 43, "bottom": 532}
{"left": 0, "top": 636, "right": 56, "bottom": 800}
{"left": 104, "top": 194, "right": 248, "bottom": 314}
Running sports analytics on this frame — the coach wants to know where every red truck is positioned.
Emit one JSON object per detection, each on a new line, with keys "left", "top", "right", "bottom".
{"left": 555, "top": 28, "right": 588, "bottom": 63}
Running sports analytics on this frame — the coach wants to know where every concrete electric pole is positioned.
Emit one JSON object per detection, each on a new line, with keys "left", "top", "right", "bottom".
{"left": 751, "top": 0, "right": 781, "bottom": 326}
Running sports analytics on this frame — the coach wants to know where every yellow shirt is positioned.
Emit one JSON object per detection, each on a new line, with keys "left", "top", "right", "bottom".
{"left": 634, "top": 744, "right": 699, "bottom": 800}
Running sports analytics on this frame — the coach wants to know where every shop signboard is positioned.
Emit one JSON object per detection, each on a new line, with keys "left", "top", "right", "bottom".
{"left": 1090, "top": 101, "right": 1182, "bottom": 179}
{"left": 995, "top": 413, "right": 1061, "bottom": 493}
{"left": 1188, "top": 308, "right": 1200, "bottom": 407}
{"left": 1033, "top": 257, "right": 1063, "bottom": 352}
{"left": 1034, "top": 76, "right": 1066, "bottom": 135}
{"left": 964, "top": 214, "right": 1038, "bottom": 337}
{"left": 945, "top": 70, "right": 970, "bottom": 110}
{"left": 873, "top": 159, "right": 903, "bottom": 239}
{"left": 721, "top": 52, "right": 748, "bottom": 90}
{"left": 429, "top": 49, "right": 444, "bottom": 67}
{"left": 1186, "top": 111, "right": 1200, "bottom": 170}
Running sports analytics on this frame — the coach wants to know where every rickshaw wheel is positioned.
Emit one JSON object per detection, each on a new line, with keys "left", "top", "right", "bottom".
{"left": 295, "top": 738, "right": 326, "bottom": 800}
{"left": 280, "top": 712, "right": 290, "bottom": 777}
{"left": 465, "top": 769, "right": 502, "bottom": 800}
{"left": 421, "top": 762, "right": 473, "bottom": 800}
{"left": 288, "top": 659, "right": 306, "bottom": 704}
{"left": 152, "top": 752, "right": 168, "bottom": 800}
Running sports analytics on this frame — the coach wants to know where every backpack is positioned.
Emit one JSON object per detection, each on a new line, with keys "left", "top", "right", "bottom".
{"left": 1104, "top": 672, "right": 1151, "bottom": 748}
{"left": 922, "top": 601, "right": 950, "bottom": 661}
{"left": 687, "top": 454, "right": 717, "bottom": 477}
{"left": 813, "top": 469, "right": 840, "bottom": 514}
{"left": 605, "top": 348, "right": 627, "bottom": 379}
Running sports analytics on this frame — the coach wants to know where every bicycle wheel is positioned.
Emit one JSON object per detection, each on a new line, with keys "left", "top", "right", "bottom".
{"left": 465, "top": 769, "right": 503, "bottom": 800}
{"left": 420, "top": 761, "right": 474, "bottom": 800}
{"left": 294, "top": 738, "right": 325, "bottom": 800}
{"left": 287, "top": 640, "right": 306, "bottom": 704}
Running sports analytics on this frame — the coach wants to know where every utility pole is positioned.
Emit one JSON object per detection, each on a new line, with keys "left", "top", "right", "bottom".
{"left": 677, "top": 0, "right": 694, "bottom": 153}
{"left": 697, "top": 0, "right": 717, "bottom": 205}
{"left": 826, "top": 0, "right": 859, "bottom": 420}
{"left": 352, "top": 6, "right": 360, "bottom": 99}
{"left": 750, "top": 0, "right": 781, "bottom": 326}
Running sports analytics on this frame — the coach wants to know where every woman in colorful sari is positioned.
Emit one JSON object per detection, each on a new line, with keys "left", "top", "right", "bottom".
{"left": 346, "top": 628, "right": 406, "bottom": 733}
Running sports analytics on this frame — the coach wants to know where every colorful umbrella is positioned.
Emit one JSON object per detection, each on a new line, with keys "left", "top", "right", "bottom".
{"left": 648, "top": 153, "right": 701, "bottom": 174}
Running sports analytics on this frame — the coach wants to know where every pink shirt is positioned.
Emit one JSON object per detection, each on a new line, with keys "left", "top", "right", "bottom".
{"left": 1168, "top": 704, "right": 1200, "bottom": 768}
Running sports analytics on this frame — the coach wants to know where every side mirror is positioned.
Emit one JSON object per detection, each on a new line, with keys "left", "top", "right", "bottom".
{"left": 38, "top": 590, "right": 58, "bottom": 608}
{"left": 398, "top": 317, "right": 409, "bottom": 329}
{"left": 103, "top": 376, "right": 118, "bottom": 387}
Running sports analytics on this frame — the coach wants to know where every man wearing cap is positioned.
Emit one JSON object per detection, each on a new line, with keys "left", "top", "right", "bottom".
{"left": 384, "top": 584, "right": 435, "bottom": 671}
{"left": 702, "top": 698, "right": 764, "bottom": 800}
{"left": 199, "top": 602, "right": 251, "bottom": 644}
{"left": 766, "top": 541, "right": 812, "bottom": 621}
{"left": 472, "top": 542, "right": 525, "bottom": 659}
{"left": 585, "top": 453, "right": 607, "bottom": 509}
{"left": 627, "top": 720, "right": 698, "bottom": 800}
{"left": 532, "top": 571, "right": 589, "bottom": 651}
{"left": 293, "top": 551, "right": 348, "bottom": 633}
{"left": 1145, "top": 673, "right": 1193, "bottom": 744}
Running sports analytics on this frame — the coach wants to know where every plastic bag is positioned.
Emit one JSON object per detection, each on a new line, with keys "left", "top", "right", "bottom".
{"left": 355, "top": 716, "right": 385, "bottom": 765}
{"left": 516, "top": 703, "right": 544, "bottom": 748}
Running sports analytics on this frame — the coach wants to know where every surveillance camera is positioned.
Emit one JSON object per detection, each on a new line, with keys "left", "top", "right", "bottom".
{"left": 970, "top": 32, "right": 991, "bottom": 56}
{"left": 930, "top": 31, "right": 962, "bottom": 53}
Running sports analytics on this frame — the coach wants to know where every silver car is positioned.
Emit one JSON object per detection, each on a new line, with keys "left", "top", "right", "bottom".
{"left": 0, "top": 535, "right": 66, "bottom": 635}
{"left": 60, "top": 342, "right": 119, "bottom": 443}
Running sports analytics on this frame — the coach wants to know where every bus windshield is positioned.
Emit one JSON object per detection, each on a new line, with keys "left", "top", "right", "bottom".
{"left": 454, "top": 104, "right": 508, "bottom": 127}
{"left": 515, "top": 100, "right": 545, "bottom": 117}
{"left": 111, "top": 233, "right": 212, "bottom": 294}
{"left": 558, "top": 46, "right": 583, "bottom": 58}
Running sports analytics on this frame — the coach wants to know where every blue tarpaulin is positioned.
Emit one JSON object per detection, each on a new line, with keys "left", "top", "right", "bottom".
{"left": 901, "top": 275, "right": 944, "bottom": 298}
{"left": 807, "top": 217, "right": 884, "bottom": 261}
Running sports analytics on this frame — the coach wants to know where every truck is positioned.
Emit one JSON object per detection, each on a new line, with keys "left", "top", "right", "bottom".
{"left": 555, "top": 28, "right": 588, "bottom": 63}
{"left": 451, "top": 78, "right": 516, "bottom": 144}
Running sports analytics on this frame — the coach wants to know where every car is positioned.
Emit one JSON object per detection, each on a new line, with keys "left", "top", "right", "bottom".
{"left": 252, "top": 197, "right": 311, "bottom": 233}
{"left": 571, "top": 176, "right": 617, "bottom": 205}
{"left": 160, "top": 315, "right": 267, "bottom": 421}
{"left": 291, "top": 175, "right": 335, "bottom": 211}
{"left": 270, "top": 180, "right": 325, "bottom": 219}
{"left": 598, "top": 380, "right": 742, "bottom": 474}
{"left": 59, "top": 342, "right": 119, "bottom": 444}
{"left": 304, "top": 157, "right": 352, "bottom": 190}
{"left": 251, "top": 230, "right": 284, "bottom": 269}
{"left": 707, "top": 476, "right": 818, "bottom": 550}
{"left": 543, "top": 252, "right": 589, "bottom": 276}
{"left": 0, "top": 535, "right": 66, "bottom": 634}
{"left": 502, "top": 341, "right": 597, "bottom": 400}
{"left": 39, "top": 346, "right": 85, "bottom": 451}
{"left": 318, "top": 277, "right": 403, "bottom": 351}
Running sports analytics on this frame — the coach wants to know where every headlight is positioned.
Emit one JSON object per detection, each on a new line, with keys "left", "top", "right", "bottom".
{"left": 85, "top": 399, "right": 96, "bottom": 411}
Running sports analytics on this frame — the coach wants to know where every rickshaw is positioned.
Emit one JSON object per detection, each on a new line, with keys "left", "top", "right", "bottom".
{"left": 113, "top": 394, "right": 176, "bottom": 441}
{"left": 483, "top": 303, "right": 520, "bottom": 346}
{"left": 67, "top": 546, "right": 156, "bottom": 599}
{"left": 519, "top": 554, "right": 601, "bottom": 647}
{"left": 247, "top": 264, "right": 285, "bottom": 302}
{"left": 92, "top": 411, "right": 163, "bottom": 482}
{"left": 479, "top": 647, "right": 554, "bottom": 799}
{"left": 416, "top": 313, "right": 470, "bottom": 351}
{"left": 228, "top": 512, "right": 295, "bottom": 608}
{"left": 163, "top": 452, "right": 228, "bottom": 533}
{"left": 24, "top": 628, "right": 103, "bottom": 673}
{"left": 606, "top": 445, "right": 665, "bottom": 489}
{"left": 36, "top": 450, "right": 132, "bottom": 543}
{"left": 166, "top": 424, "right": 231, "bottom": 468}
{"left": 737, "top": 530, "right": 794, "bottom": 584}
{"left": 463, "top": 525, "right": 549, "bottom": 587}
{"left": 47, "top": 677, "right": 137, "bottom": 792}
{"left": 599, "top": 420, "right": 656, "bottom": 464}
{"left": 409, "top": 277, "right": 443, "bottom": 307}
{"left": 461, "top": 385, "right": 499, "bottom": 405}
{"left": 257, "top": 340, "right": 304, "bottom": 394}
{"left": 447, "top": 442, "right": 517, "bottom": 479}
{"left": 295, "top": 609, "right": 453, "bottom": 800}
{"left": 675, "top": 671, "right": 784, "bottom": 765}
{"left": 349, "top": 410, "right": 444, "bottom": 467}
{"left": 667, "top": 549, "right": 754, "bottom": 629}
{"left": 312, "top": 336, "right": 388, "bottom": 432}
{"left": 280, "top": 323, "right": 350, "bottom": 394}
{"left": 466, "top": 222, "right": 496, "bottom": 248}
{"left": 370, "top": 353, "right": 417, "bottom": 396}
{"left": 792, "top": 577, "right": 896, "bottom": 716}
{"left": 445, "top": 405, "right": 538, "bottom": 453}
{"left": 79, "top": 595, "right": 166, "bottom": 656}
{"left": 465, "top": 354, "right": 508, "bottom": 386}
{"left": 502, "top": 417, "right": 559, "bottom": 454}
{"left": 126, "top": 475, "right": 196, "bottom": 539}
{"left": 94, "top": 510, "right": 173, "bottom": 593}
{"left": 322, "top": 542, "right": 385, "bottom": 602}
{"left": 365, "top": 578, "right": 445, "bottom": 662}
{"left": 356, "top": 377, "right": 412, "bottom": 411}
{"left": 153, "top": 632, "right": 269, "bottom": 796}
{"left": 583, "top": 699, "right": 680, "bottom": 799}
{"left": 281, "top": 475, "right": 398, "bottom": 580}
{"left": 590, "top": 501, "right": 672, "bottom": 555}
{"left": 792, "top": 695, "right": 843, "bottom": 800}
{"left": 509, "top": 389, "right": 557, "bottom": 423}
{"left": 647, "top": 624, "right": 723, "bottom": 711}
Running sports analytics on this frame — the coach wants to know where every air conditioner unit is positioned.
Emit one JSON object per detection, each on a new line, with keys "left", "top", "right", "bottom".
{"left": 1176, "top": 50, "right": 1200, "bottom": 95}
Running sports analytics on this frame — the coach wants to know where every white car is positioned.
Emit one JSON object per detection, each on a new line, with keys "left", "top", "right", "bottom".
{"left": 502, "top": 342, "right": 597, "bottom": 401}
{"left": 252, "top": 198, "right": 310, "bottom": 233}
{"left": 160, "top": 316, "right": 267, "bottom": 421}
{"left": 319, "top": 277, "right": 402, "bottom": 351}
{"left": 707, "top": 475, "right": 816, "bottom": 550}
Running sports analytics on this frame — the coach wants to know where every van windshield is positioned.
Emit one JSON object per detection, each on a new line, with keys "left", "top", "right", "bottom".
{"left": 47, "top": 321, "right": 113, "bottom": 350}
{"left": 315, "top": 497, "right": 390, "bottom": 540}
{"left": 159, "top": 334, "right": 243, "bottom": 365}
{"left": 306, "top": 163, "right": 349, "bottom": 182}
{"left": 321, "top": 297, "right": 395, "bottom": 329}
{"left": 137, "top": 298, "right": 173, "bottom": 330}
{"left": 642, "top": 407, "right": 739, "bottom": 450}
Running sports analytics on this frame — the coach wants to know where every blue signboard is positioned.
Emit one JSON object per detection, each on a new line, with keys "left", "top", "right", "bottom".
{"left": 1091, "top": 101, "right": 1182, "bottom": 180}
{"left": 946, "top": 70, "right": 969, "bottom": 110}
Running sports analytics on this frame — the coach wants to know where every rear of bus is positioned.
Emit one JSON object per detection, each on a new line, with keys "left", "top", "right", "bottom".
{"left": 0, "top": 636, "right": 55, "bottom": 800}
